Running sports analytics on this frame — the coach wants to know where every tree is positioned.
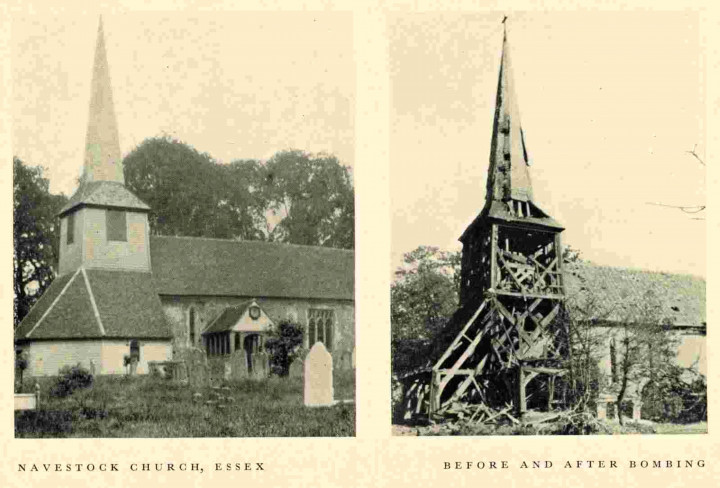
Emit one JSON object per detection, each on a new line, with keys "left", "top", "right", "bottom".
{"left": 124, "top": 138, "right": 354, "bottom": 249}
{"left": 391, "top": 246, "right": 460, "bottom": 374}
{"left": 263, "top": 150, "right": 354, "bottom": 249}
{"left": 13, "top": 157, "right": 67, "bottom": 326}
{"left": 265, "top": 320, "right": 304, "bottom": 376}
{"left": 123, "top": 136, "right": 266, "bottom": 240}
{"left": 612, "top": 290, "right": 678, "bottom": 425}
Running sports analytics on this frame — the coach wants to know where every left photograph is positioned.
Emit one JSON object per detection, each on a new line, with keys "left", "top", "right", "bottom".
{"left": 13, "top": 12, "right": 355, "bottom": 437}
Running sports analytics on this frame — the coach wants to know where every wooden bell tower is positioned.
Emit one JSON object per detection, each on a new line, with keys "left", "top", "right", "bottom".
{"left": 402, "top": 25, "right": 569, "bottom": 422}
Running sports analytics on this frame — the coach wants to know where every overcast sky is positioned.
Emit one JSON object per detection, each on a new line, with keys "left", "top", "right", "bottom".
{"left": 390, "top": 11, "right": 706, "bottom": 277}
{"left": 12, "top": 11, "right": 355, "bottom": 197}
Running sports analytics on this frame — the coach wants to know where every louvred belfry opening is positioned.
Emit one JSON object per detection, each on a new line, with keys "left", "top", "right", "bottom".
{"left": 399, "top": 23, "right": 569, "bottom": 423}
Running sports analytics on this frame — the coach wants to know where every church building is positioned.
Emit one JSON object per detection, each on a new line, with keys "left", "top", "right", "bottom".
{"left": 14, "top": 20, "right": 354, "bottom": 377}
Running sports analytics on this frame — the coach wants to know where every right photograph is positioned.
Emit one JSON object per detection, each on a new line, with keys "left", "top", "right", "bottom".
{"left": 390, "top": 12, "right": 706, "bottom": 435}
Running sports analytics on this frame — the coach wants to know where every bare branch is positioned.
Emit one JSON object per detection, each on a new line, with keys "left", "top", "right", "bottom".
{"left": 646, "top": 202, "right": 706, "bottom": 214}
{"left": 686, "top": 144, "right": 705, "bottom": 166}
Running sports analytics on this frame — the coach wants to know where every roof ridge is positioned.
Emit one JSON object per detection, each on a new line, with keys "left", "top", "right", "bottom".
{"left": 26, "top": 268, "right": 82, "bottom": 338}
{"left": 150, "top": 234, "right": 354, "bottom": 253}
{"left": 81, "top": 267, "right": 106, "bottom": 336}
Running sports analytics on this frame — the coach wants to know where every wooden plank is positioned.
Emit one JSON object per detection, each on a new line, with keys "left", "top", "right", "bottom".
{"left": 432, "top": 299, "right": 488, "bottom": 371}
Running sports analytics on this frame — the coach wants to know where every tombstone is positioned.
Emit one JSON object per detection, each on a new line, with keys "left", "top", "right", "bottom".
{"left": 224, "top": 362, "right": 231, "bottom": 381}
{"left": 339, "top": 350, "right": 353, "bottom": 370}
{"left": 229, "top": 351, "right": 249, "bottom": 380}
{"left": 252, "top": 351, "right": 269, "bottom": 379}
{"left": 289, "top": 358, "right": 304, "bottom": 379}
{"left": 304, "top": 342, "right": 334, "bottom": 407}
{"left": 631, "top": 399, "right": 643, "bottom": 421}
{"left": 184, "top": 349, "right": 210, "bottom": 388}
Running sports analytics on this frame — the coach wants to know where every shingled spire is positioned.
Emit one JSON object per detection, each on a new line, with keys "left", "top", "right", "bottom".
{"left": 83, "top": 17, "right": 123, "bottom": 184}
{"left": 486, "top": 24, "right": 533, "bottom": 203}
{"left": 474, "top": 24, "right": 560, "bottom": 230}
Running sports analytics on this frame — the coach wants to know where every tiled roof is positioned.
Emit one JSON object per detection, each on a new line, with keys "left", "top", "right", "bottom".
{"left": 149, "top": 235, "right": 354, "bottom": 300}
{"left": 202, "top": 302, "right": 251, "bottom": 334}
{"left": 58, "top": 181, "right": 150, "bottom": 217}
{"left": 15, "top": 269, "right": 171, "bottom": 341}
{"left": 564, "top": 262, "right": 706, "bottom": 327}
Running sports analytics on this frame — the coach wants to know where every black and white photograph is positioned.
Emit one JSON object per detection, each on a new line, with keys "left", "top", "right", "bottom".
{"left": 390, "top": 12, "right": 707, "bottom": 436}
{"left": 12, "top": 11, "right": 355, "bottom": 438}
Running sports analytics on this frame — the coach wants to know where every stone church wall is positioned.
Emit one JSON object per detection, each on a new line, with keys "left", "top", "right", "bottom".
{"left": 159, "top": 295, "right": 354, "bottom": 360}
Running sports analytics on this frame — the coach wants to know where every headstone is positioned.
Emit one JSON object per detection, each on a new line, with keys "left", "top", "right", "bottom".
{"left": 183, "top": 349, "right": 210, "bottom": 388}
{"left": 304, "top": 342, "right": 333, "bottom": 407}
{"left": 252, "top": 351, "right": 269, "bottom": 379}
{"left": 289, "top": 358, "right": 304, "bottom": 378}
{"left": 338, "top": 350, "right": 352, "bottom": 370}
{"left": 631, "top": 399, "right": 643, "bottom": 420}
{"left": 229, "top": 351, "right": 249, "bottom": 380}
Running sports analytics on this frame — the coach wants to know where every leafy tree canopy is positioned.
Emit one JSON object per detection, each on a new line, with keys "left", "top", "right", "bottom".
{"left": 13, "top": 157, "right": 67, "bottom": 326}
{"left": 123, "top": 137, "right": 354, "bottom": 249}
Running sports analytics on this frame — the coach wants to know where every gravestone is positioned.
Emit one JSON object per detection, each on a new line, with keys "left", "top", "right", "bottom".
{"left": 252, "top": 351, "right": 269, "bottom": 379}
{"left": 289, "top": 358, "right": 304, "bottom": 379}
{"left": 304, "top": 342, "right": 333, "bottom": 407}
{"left": 229, "top": 351, "right": 249, "bottom": 380}
{"left": 183, "top": 349, "right": 210, "bottom": 388}
{"left": 336, "top": 350, "right": 352, "bottom": 370}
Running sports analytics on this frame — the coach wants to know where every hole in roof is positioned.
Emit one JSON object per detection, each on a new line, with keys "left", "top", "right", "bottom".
{"left": 671, "top": 306, "right": 680, "bottom": 312}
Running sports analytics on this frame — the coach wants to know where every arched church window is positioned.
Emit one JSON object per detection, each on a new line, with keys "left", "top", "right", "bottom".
{"left": 189, "top": 307, "right": 196, "bottom": 347}
{"left": 308, "top": 309, "right": 335, "bottom": 352}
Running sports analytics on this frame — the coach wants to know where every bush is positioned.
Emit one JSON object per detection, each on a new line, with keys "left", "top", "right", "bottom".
{"left": 392, "top": 338, "right": 433, "bottom": 376}
{"left": 641, "top": 368, "right": 707, "bottom": 424}
{"left": 50, "top": 364, "right": 94, "bottom": 398}
{"left": 266, "top": 321, "right": 304, "bottom": 376}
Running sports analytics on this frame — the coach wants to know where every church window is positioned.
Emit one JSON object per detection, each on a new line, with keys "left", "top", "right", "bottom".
{"left": 189, "top": 307, "right": 196, "bottom": 347}
{"left": 67, "top": 213, "right": 75, "bottom": 245}
{"left": 129, "top": 340, "right": 140, "bottom": 362}
{"left": 106, "top": 210, "right": 127, "bottom": 241}
{"left": 307, "top": 309, "right": 335, "bottom": 351}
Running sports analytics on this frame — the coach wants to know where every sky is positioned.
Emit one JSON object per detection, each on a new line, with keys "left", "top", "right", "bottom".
{"left": 11, "top": 11, "right": 355, "bottom": 197}
{"left": 389, "top": 11, "right": 706, "bottom": 277}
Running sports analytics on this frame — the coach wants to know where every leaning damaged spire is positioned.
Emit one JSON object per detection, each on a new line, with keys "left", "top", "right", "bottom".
{"left": 83, "top": 17, "right": 124, "bottom": 184}
{"left": 487, "top": 24, "right": 533, "bottom": 203}
{"left": 477, "top": 22, "right": 561, "bottom": 229}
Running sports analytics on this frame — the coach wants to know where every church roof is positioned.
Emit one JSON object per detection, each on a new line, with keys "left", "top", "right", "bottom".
{"left": 564, "top": 262, "right": 706, "bottom": 328}
{"left": 202, "top": 303, "right": 253, "bottom": 334}
{"left": 58, "top": 180, "right": 150, "bottom": 217}
{"left": 15, "top": 269, "right": 171, "bottom": 341}
{"left": 150, "top": 235, "right": 354, "bottom": 300}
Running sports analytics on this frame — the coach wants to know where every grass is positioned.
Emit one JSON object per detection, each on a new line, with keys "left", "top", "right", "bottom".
{"left": 654, "top": 422, "right": 707, "bottom": 434}
{"left": 15, "top": 370, "right": 355, "bottom": 438}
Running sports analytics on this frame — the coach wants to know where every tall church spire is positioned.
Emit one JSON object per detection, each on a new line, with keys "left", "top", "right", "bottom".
{"left": 83, "top": 17, "right": 124, "bottom": 184}
{"left": 486, "top": 24, "right": 533, "bottom": 204}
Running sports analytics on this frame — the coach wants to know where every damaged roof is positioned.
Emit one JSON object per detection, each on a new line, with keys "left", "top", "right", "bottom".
{"left": 564, "top": 262, "right": 706, "bottom": 328}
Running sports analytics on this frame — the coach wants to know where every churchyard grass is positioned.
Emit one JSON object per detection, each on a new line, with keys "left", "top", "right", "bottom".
{"left": 15, "top": 370, "right": 355, "bottom": 438}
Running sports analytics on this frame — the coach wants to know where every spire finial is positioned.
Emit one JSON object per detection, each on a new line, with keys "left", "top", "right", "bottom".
{"left": 502, "top": 15, "right": 508, "bottom": 40}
